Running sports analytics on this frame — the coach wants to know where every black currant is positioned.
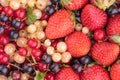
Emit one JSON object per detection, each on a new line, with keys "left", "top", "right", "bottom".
{"left": 46, "top": 5, "right": 56, "bottom": 15}
{"left": 0, "top": 25, "right": 5, "bottom": 34}
{"left": 9, "top": 30, "right": 19, "bottom": 39}
{"left": 79, "top": 55, "right": 92, "bottom": 65}
{"left": 49, "top": 63, "right": 60, "bottom": 73}
{"left": 41, "top": 54, "right": 52, "bottom": 64}
{"left": 72, "top": 63, "right": 82, "bottom": 73}
{"left": 0, "top": 14, "right": 9, "bottom": 22}
{"left": 12, "top": 19, "right": 21, "bottom": 29}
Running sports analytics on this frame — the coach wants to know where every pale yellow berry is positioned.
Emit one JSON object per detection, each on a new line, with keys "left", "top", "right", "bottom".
{"left": 57, "top": 42, "right": 67, "bottom": 53}
{"left": 27, "top": 24, "right": 37, "bottom": 33}
{"left": 61, "top": 52, "right": 71, "bottom": 63}
{"left": 20, "top": 0, "right": 27, "bottom": 4}
{"left": 41, "top": 20, "right": 47, "bottom": 28}
{"left": 33, "top": 9, "right": 42, "bottom": 19}
{"left": 10, "top": 0, "right": 20, "bottom": 10}
{"left": 19, "top": 30, "right": 28, "bottom": 38}
{"left": 28, "top": 33, "right": 37, "bottom": 39}
{"left": 14, "top": 53, "right": 25, "bottom": 64}
{"left": 47, "top": 46, "right": 55, "bottom": 55}
{"left": 52, "top": 53, "right": 61, "bottom": 62}
{"left": 36, "top": 31, "right": 46, "bottom": 40}
{"left": 0, "top": 75, "right": 7, "bottom": 80}
{"left": 16, "top": 37, "right": 27, "bottom": 47}
{"left": 82, "top": 27, "right": 89, "bottom": 34}
{"left": 34, "top": 20, "right": 42, "bottom": 27}
{"left": 4, "top": 43, "right": 16, "bottom": 56}
{"left": 0, "top": 0, "right": 8, "bottom": 6}
{"left": 44, "top": 39, "right": 51, "bottom": 47}
{"left": 20, "top": 73, "right": 29, "bottom": 80}
{"left": 75, "top": 23, "right": 83, "bottom": 31}
{"left": 46, "top": 0, "right": 52, "bottom": 5}
{"left": 36, "top": 0, "right": 47, "bottom": 10}
{"left": 27, "top": 0, "right": 36, "bottom": 8}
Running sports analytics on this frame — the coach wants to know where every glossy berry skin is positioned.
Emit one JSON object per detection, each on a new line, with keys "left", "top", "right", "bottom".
{"left": 0, "top": 35, "right": 10, "bottom": 45}
{"left": 11, "top": 70, "right": 21, "bottom": 80}
{"left": 49, "top": 63, "right": 60, "bottom": 73}
{"left": 38, "top": 62, "right": 48, "bottom": 72}
{"left": 0, "top": 47, "right": 4, "bottom": 53}
{"left": 72, "top": 63, "right": 82, "bottom": 73}
{"left": 0, "top": 6, "right": 3, "bottom": 12}
{"left": 71, "top": 58, "right": 80, "bottom": 65}
{"left": 107, "top": 6, "right": 119, "bottom": 16}
{"left": 18, "top": 47, "right": 28, "bottom": 56}
{"left": 80, "top": 65, "right": 110, "bottom": 80}
{"left": 51, "top": 40, "right": 58, "bottom": 49}
{"left": 94, "top": 29, "right": 106, "bottom": 41}
{"left": 23, "top": 64, "right": 34, "bottom": 74}
{"left": 79, "top": 55, "right": 92, "bottom": 65}
{"left": 91, "top": 42, "right": 119, "bottom": 66}
{"left": 0, "top": 25, "right": 5, "bottom": 34}
{"left": 0, "top": 64, "right": 9, "bottom": 76}
{"left": 9, "top": 30, "right": 19, "bottom": 39}
{"left": 3, "top": 6, "right": 13, "bottom": 16}
{"left": 55, "top": 67, "right": 80, "bottom": 80}
{"left": 40, "top": 45, "right": 47, "bottom": 53}
{"left": 14, "top": 8, "right": 26, "bottom": 19}
{"left": 41, "top": 54, "right": 52, "bottom": 64}
{"left": 51, "top": 0, "right": 59, "bottom": 5}
{"left": 27, "top": 39, "right": 38, "bottom": 48}
{"left": 46, "top": 5, "right": 56, "bottom": 15}
{"left": 12, "top": 19, "right": 21, "bottom": 29}
{"left": 45, "top": 72, "right": 55, "bottom": 80}
{"left": 110, "top": 62, "right": 120, "bottom": 80}
{"left": 0, "top": 14, "right": 9, "bottom": 22}
{"left": 31, "top": 49, "right": 42, "bottom": 61}
{"left": 40, "top": 12, "right": 49, "bottom": 21}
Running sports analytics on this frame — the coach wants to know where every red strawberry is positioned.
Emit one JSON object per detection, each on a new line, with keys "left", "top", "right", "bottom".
{"left": 55, "top": 67, "right": 80, "bottom": 80}
{"left": 110, "top": 61, "right": 120, "bottom": 80}
{"left": 91, "top": 42, "right": 119, "bottom": 66}
{"left": 80, "top": 65, "right": 110, "bottom": 80}
{"left": 61, "top": 0, "right": 88, "bottom": 10}
{"left": 81, "top": 4, "right": 107, "bottom": 31}
{"left": 106, "top": 14, "right": 120, "bottom": 43}
{"left": 65, "top": 31, "right": 91, "bottom": 57}
{"left": 45, "top": 10, "right": 74, "bottom": 39}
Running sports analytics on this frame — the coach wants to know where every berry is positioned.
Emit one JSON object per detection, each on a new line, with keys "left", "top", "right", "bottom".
{"left": 14, "top": 8, "right": 26, "bottom": 19}
{"left": 41, "top": 54, "right": 52, "bottom": 64}
{"left": 18, "top": 47, "right": 28, "bottom": 56}
{"left": 12, "top": 19, "right": 21, "bottom": 29}
{"left": 9, "top": 30, "right": 19, "bottom": 39}
{"left": 27, "top": 39, "right": 38, "bottom": 48}
{"left": 3, "top": 6, "right": 13, "bottom": 16}
{"left": 0, "top": 35, "right": 10, "bottom": 45}
{"left": 31, "top": 49, "right": 42, "bottom": 61}
{"left": 0, "top": 64, "right": 9, "bottom": 76}
{"left": 0, "top": 6, "right": 3, "bottom": 12}
{"left": 11, "top": 70, "right": 21, "bottom": 80}
{"left": 91, "top": 42, "right": 119, "bottom": 66}
{"left": 23, "top": 64, "right": 34, "bottom": 74}
{"left": 94, "top": 29, "right": 106, "bottom": 41}
{"left": 65, "top": 31, "right": 91, "bottom": 57}
{"left": 52, "top": 53, "right": 62, "bottom": 62}
{"left": 45, "top": 10, "right": 74, "bottom": 39}
{"left": 46, "top": 5, "right": 56, "bottom": 15}
{"left": 0, "top": 25, "right": 4, "bottom": 34}
{"left": 107, "top": 6, "right": 119, "bottom": 16}
{"left": 71, "top": 59, "right": 80, "bottom": 65}
{"left": 51, "top": 0, "right": 59, "bottom": 5}
{"left": 79, "top": 55, "right": 92, "bottom": 65}
{"left": 72, "top": 63, "right": 82, "bottom": 73}
{"left": 38, "top": 62, "right": 48, "bottom": 72}
{"left": 55, "top": 67, "right": 80, "bottom": 80}
{"left": 49, "top": 63, "right": 60, "bottom": 73}
{"left": 0, "top": 14, "right": 9, "bottom": 22}
{"left": 45, "top": 72, "right": 55, "bottom": 80}
{"left": 81, "top": 4, "right": 107, "bottom": 31}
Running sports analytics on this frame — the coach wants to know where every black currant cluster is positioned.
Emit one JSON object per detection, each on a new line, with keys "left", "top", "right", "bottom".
{"left": 0, "top": 64, "right": 9, "bottom": 76}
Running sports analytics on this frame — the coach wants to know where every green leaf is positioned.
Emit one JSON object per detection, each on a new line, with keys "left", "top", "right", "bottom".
{"left": 34, "top": 71, "right": 45, "bottom": 80}
{"left": 68, "top": 11, "right": 76, "bottom": 26}
{"left": 110, "top": 35, "right": 120, "bottom": 44}
{"left": 27, "top": 8, "right": 37, "bottom": 24}
{"left": 61, "top": 0, "right": 72, "bottom": 5}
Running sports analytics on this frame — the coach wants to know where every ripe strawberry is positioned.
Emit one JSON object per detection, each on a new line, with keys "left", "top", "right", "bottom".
{"left": 80, "top": 65, "right": 110, "bottom": 80}
{"left": 61, "top": 0, "right": 88, "bottom": 10}
{"left": 65, "top": 31, "right": 91, "bottom": 57}
{"left": 45, "top": 10, "right": 74, "bottom": 39}
{"left": 81, "top": 4, "right": 107, "bottom": 31}
{"left": 110, "top": 61, "right": 120, "bottom": 80}
{"left": 91, "top": 42, "right": 119, "bottom": 66}
{"left": 55, "top": 67, "right": 80, "bottom": 80}
{"left": 106, "top": 14, "right": 120, "bottom": 43}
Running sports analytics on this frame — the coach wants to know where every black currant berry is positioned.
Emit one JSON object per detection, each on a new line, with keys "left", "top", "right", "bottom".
{"left": 46, "top": 5, "right": 56, "bottom": 15}
{"left": 0, "top": 14, "right": 9, "bottom": 22}
{"left": 9, "top": 30, "right": 19, "bottom": 39}
{"left": 12, "top": 19, "right": 21, "bottom": 29}
{"left": 49, "top": 63, "right": 60, "bottom": 73}
{"left": 72, "top": 63, "right": 82, "bottom": 73}
{"left": 79, "top": 55, "right": 92, "bottom": 65}
{"left": 41, "top": 54, "right": 52, "bottom": 64}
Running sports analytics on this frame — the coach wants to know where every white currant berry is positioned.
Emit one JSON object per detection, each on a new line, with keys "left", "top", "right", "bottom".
{"left": 52, "top": 53, "right": 61, "bottom": 62}
{"left": 10, "top": 0, "right": 20, "bottom": 10}
{"left": 13, "top": 53, "right": 25, "bottom": 64}
{"left": 75, "top": 23, "right": 83, "bottom": 31}
{"left": 57, "top": 42, "right": 67, "bottom": 53}
{"left": 36, "top": 31, "right": 46, "bottom": 40}
{"left": 44, "top": 39, "right": 51, "bottom": 47}
{"left": 33, "top": 9, "right": 42, "bottom": 19}
{"left": 61, "top": 52, "right": 72, "bottom": 63}
{"left": 82, "top": 27, "right": 89, "bottom": 34}
{"left": 47, "top": 46, "right": 55, "bottom": 55}
{"left": 27, "top": 24, "right": 37, "bottom": 34}
{"left": 27, "top": 0, "right": 36, "bottom": 8}
{"left": 36, "top": 0, "right": 47, "bottom": 10}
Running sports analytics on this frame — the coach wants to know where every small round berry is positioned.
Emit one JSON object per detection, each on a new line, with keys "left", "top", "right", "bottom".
{"left": 40, "top": 45, "right": 47, "bottom": 53}
{"left": 36, "top": 31, "right": 46, "bottom": 40}
{"left": 52, "top": 53, "right": 61, "bottom": 62}
{"left": 94, "top": 29, "right": 106, "bottom": 41}
{"left": 14, "top": 8, "right": 26, "bottom": 19}
{"left": 31, "top": 49, "right": 42, "bottom": 60}
{"left": 4, "top": 43, "right": 16, "bottom": 56}
{"left": 51, "top": 40, "right": 58, "bottom": 49}
{"left": 0, "top": 35, "right": 10, "bottom": 45}
{"left": 27, "top": 0, "right": 36, "bottom": 8}
{"left": 0, "top": 25, "right": 5, "bottom": 34}
{"left": 20, "top": 73, "right": 29, "bottom": 80}
{"left": 33, "top": 9, "right": 42, "bottom": 19}
{"left": 51, "top": 0, "right": 59, "bottom": 5}
{"left": 13, "top": 53, "right": 25, "bottom": 64}
{"left": 49, "top": 63, "right": 60, "bottom": 73}
{"left": 41, "top": 20, "right": 47, "bottom": 28}
{"left": 71, "top": 59, "right": 80, "bottom": 65}
{"left": 1, "top": 53, "right": 9, "bottom": 64}
{"left": 45, "top": 5, "right": 55, "bottom": 15}
{"left": 16, "top": 37, "right": 27, "bottom": 47}
{"left": 56, "top": 42, "right": 67, "bottom": 53}
{"left": 11, "top": 70, "right": 21, "bottom": 80}
{"left": 61, "top": 52, "right": 71, "bottom": 63}
{"left": 34, "top": 20, "right": 42, "bottom": 27}
{"left": 47, "top": 46, "right": 55, "bottom": 55}
{"left": 72, "top": 63, "right": 82, "bottom": 73}
{"left": 38, "top": 62, "right": 49, "bottom": 72}
{"left": 0, "top": 65, "right": 9, "bottom": 76}
{"left": 44, "top": 39, "right": 51, "bottom": 47}
{"left": 12, "top": 19, "right": 21, "bottom": 29}
{"left": 0, "top": 6, "right": 3, "bottom": 12}
{"left": 82, "top": 27, "right": 89, "bottom": 34}
{"left": 10, "top": 0, "right": 20, "bottom": 10}
{"left": 9, "top": 30, "right": 19, "bottom": 39}
{"left": 3, "top": 6, "right": 13, "bottom": 16}
{"left": 79, "top": 55, "right": 92, "bottom": 65}
{"left": 75, "top": 23, "right": 82, "bottom": 31}
{"left": 27, "top": 24, "right": 37, "bottom": 34}
{"left": 36, "top": 0, "right": 47, "bottom": 10}
{"left": 27, "top": 39, "right": 38, "bottom": 48}
{"left": 0, "top": 75, "right": 7, "bottom": 80}
{"left": 19, "top": 30, "right": 27, "bottom": 37}
{"left": 45, "top": 72, "right": 55, "bottom": 80}
{"left": 41, "top": 54, "right": 52, "bottom": 64}
{"left": 18, "top": 47, "right": 28, "bottom": 56}
{"left": 23, "top": 64, "right": 34, "bottom": 74}
{"left": 0, "top": 14, "right": 9, "bottom": 22}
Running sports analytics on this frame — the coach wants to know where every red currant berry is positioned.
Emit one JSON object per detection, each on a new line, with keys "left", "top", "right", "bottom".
{"left": 14, "top": 8, "right": 26, "bottom": 19}
{"left": 0, "top": 47, "right": 4, "bottom": 53}
{"left": 11, "top": 70, "right": 21, "bottom": 80}
{"left": 0, "top": 6, "right": 3, "bottom": 12}
{"left": 28, "top": 39, "right": 38, "bottom": 48}
{"left": 40, "top": 45, "right": 46, "bottom": 53}
{"left": 38, "top": 62, "right": 48, "bottom": 72}
{"left": 17, "top": 21, "right": 26, "bottom": 30}
{"left": 40, "top": 12, "right": 49, "bottom": 20}
{"left": 3, "top": 6, "right": 13, "bottom": 16}
{"left": 18, "top": 47, "right": 28, "bottom": 56}
{"left": 0, "top": 35, "right": 10, "bottom": 45}
{"left": 51, "top": 40, "right": 58, "bottom": 49}
{"left": 94, "top": 29, "right": 106, "bottom": 41}
{"left": 1, "top": 53, "right": 9, "bottom": 64}
{"left": 45, "top": 72, "right": 55, "bottom": 80}
{"left": 32, "top": 49, "right": 42, "bottom": 60}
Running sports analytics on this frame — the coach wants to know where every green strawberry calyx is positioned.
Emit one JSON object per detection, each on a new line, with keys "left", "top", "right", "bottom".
{"left": 68, "top": 10, "right": 76, "bottom": 26}
{"left": 110, "top": 35, "right": 120, "bottom": 44}
{"left": 94, "top": 0, "right": 116, "bottom": 10}
{"left": 61, "top": 0, "right": 72, "bottom": 5}
{"left": 34, "top": 70, "right": 45, "bottom": 80}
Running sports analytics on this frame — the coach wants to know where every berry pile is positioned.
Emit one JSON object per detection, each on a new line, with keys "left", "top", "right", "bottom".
{"left": 0, "top": 0, "right": 120, "bottom": 80}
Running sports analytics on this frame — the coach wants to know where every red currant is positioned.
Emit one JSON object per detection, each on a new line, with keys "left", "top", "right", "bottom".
{"left": 31, "top": 49, "right": 42, "bottom": 60}
{"left": 0, "top": 35, "right": 10, "bottom": 46}
{"left": 0, "top": 6, "right": 3, "bottom": 12}
{"left": 40, "top": 45, "right": 46, "bottom": 53}
{"left": 40, "top": 12, "right": 49, "bottom": 20}
{"left": 0, "top": 47, "right": 4, "bottom": 53}
{"left": 94, "top": 29, "right": 106, "bottom": 41}
{"left": 0, "top": 53, "right": 9, "bottom": 64}
{"left": 18, "top": 47, "right": 28, "bottom": 56}
{"left": 3, "top": 6, "right": 13, "bottom": 16}
{"left": 45, "top": 72, "right": 55, "bottom": 80}
{"left": 17, "top": 21, "right": 26, "bottom": 30}
{"left": 28, "top": 39, "right": 38, "bottom": 48}
{"left": 38, "top": 62, "right": 48, "bottom": 72}
{"left": 14, "top": 8, "right": 26, "bottom": 19}
{"left": 51, "top": 40, "right": 58, "bottom": 49}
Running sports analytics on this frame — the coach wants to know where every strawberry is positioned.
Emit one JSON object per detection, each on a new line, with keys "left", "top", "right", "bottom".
{"left": 61, "top": 0, "right": 88, "bottom": 10}
{"left": 80, "top": 65, "right": 110, "bottom": 80}
{"left": 55, "top": 67, "right": 80, "bottom": 80}
{"left": 106, "top": 14, "right": 120, "bottom": 44}
{"left": 45, "top": 10, "right": 74, "bottom": 39}
{"left": 65, "top": 31, "right": 91, "bottom": 57}
{"left": 91, "top": 42, "right": 119, "bottom": 66}
{"left": 110, "top": 61, "right": 120, "bottom": 80}
{"left": 81, "top": 4, "right": 107, "bottom": 31}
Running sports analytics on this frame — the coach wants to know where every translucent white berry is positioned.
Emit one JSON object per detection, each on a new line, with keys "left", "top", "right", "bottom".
{"left": 10, "top": 0, "right": 20, "bottom": 10}
{"left": 61, "top": 52, "right": 72, "bottom": 63}
{"left": 14, "top": 53, "right": 25, "bottom": 64}
{"left": 82, "top": 27, "right": 89, "bottom": 34}
{"left": 57, "top": 42, "right": 67, "bottom": 53}
{"left": 33, "top": 9, "right": 42, "bottom": 19}
{"left": 44, "top": 39, "right": 51, "bottom": 47}
{"left": 27, "top": 24, "right": 37, "bottom": 34}
{"left": 52, "top": 53, "right": 61, "bottom": 62}
{"left": 47, "top": 46, "right": 55, "bottom": 55}
{"left": 75, "top": 23, "right": 83, "bottom": 31}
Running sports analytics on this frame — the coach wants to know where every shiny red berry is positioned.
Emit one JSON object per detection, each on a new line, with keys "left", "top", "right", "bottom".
{"left": 94, "top": 29, "right": 106, "bottom": 41}
{"left": 0, "top": 6, "right": 3, "bottom": 12}
{"left": 40, "top": 45, "right": 46, "bottom": 53}
{"left": 0, "top": 47, "right": 4, "bottom": 53}
{"left": 38, "top": 62, "right": 48, "bottom": 72}
{"left": 3, "top": 6, "right": 13, "bottom": 16}
{"left": 17, "top": 21, "right": 26, "bottom": 30}
{"left": 18, "top": 47, "right": 28, "bottom": 56}
{"left": 28, "top": 39, "right": 38, "bottom": 48}
{"left": 0, "top": 35, "right": 10, "bottom": 45}
{"left": 40, "top": 12, "right": 49, "bottom": 20}
{"left": 14, "top": 8, "right": 26, "bottom": 19}
{"left": 45, "top": 72, "right": 55, "bottom": 80}
{"left": 32, "top": 49, "right": 42, "bottom": 60}
{"left": 51, "top": 40, "right": 58, "bottom": 49}
{"left": 0, "top": 53, "right": 9, "bottom": 64}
